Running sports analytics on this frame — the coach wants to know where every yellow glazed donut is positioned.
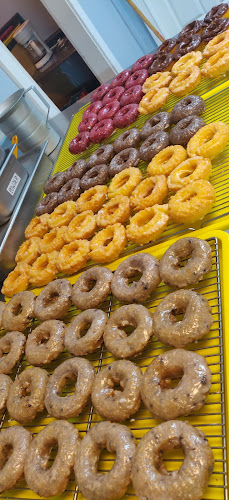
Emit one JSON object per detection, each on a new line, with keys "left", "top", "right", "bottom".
{"left": 58, "top": 240, "right": 90, "bottom": 274}
{"left": 130, "top": 175, "right": 168, "bottom": 211}
{"left": 30, "top": 252, "right": 58, "bottom": 287}
{"left": 147, "top": 145, "right": 187, "bottom": 177}
{"left": 76, "top": 185, "right": 107, "bottom": 213}
{"left": 126, "top": 204, "right": 169, "bottom": 245}
{"left": 142, "top": 72, "right": 172, "bottom": 93}
{"left": 90, "top": 224, "right": 127, "bottom": 263}
{"left": 169, "top": 66, "right": 201, "bottom": 97}
{"left": 201, "top": 48, "right": 229, "bottom": 78}
{"left": 108, "top": 167, "right": 142, "bottom": 199}
{"left": 203, "top": 31, "right": 229, "bottom": 58}
{"left": 172, "top": 51, "right": 203, "bottom": 76}
{"left": 187, "top": 121, "right": 229, "bottom": 159}
{"left": 168, "top": 179, "right": 215, "bottom": 224}
{"left": 65, "top": 211, "right": 97, "bottom": 242}
{"left": 48, "top": 201, "right": 76, "bottom": 229}
{"left": 25, "top": 214, "right": 49, "bottom": 239}
{"left": 1, "top": 263, "right": 30, "bottom": 297}
{"left": 167, "top": 157, "right": 212, "bottom": 192}
{"left": 138, "top": 88, "right": 170, "bottom": 115}
{"left": 15, "top": 237, "right": 40, "bottom": 265}
{"left": 39, "top": 226, "right": 66, "bottom": 253}
{"left": 97, "top": 196, "right": 130, "bottom": 227}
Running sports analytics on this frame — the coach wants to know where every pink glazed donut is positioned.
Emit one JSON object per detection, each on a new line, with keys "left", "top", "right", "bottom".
{"left": 132, "top": 54, "right": 154, "bottom": 72}
{"left": 113, "top": 104, "right": 139, "bottom": 128}
{"left": 102, "top": 86, "right": 125, "bottom": 105}
{"left": 98, "top": 101, "right": 121, "bottom": 121}
{"left": 91, "top": 84, "right": 111, "bottom": 102}
{"left": 120, "top": 85, "right": 143, "bottom": 106}
{"left": 125, "top": 69, "right": 149, "bottom": 89}
{"left": 78, "top": 113, "right": 98, "bottom": 132}
{"left": 69, "top": 132, "right": 91, "bottom": 154}
{"left": 111, "top": 69, "right": 132, "bottom": 88}
{"left": 82, "top": 101, "right": 103, "bottom": 120}
{"left": 90, "top": 119, "right": 114, "bottom": 143}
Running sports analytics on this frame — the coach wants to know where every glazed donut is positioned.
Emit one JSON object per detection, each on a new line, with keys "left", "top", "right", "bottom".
{"left": 0, "top": 332, "right": 25, "bottom": 374}
{"left": 64, "top": 309, "right": 107, "bottom": 355}
{"left": 159, "top": 237, "right": 212, "bottom": 287}
{"left": 34, "top": 279, "right": 72, "bottom": 321}
{"left": 169, "top": 115, "right": 205, "bottom": 146}
{"left": 120, "top": 84, "right": 143, "bottom": 106}
{"left": 58, "top": 178, "right": 81, "bottom": 204}
{"left": 113, "top": 128, "right": 141, "bottom": 153}
{"left": 167, "top": 156, "right": 212, "bottom": 191}
{"left": 111, "top": 253, "right": 160, "bottom": 303}
{"left": 0, "top": 426, "right": 32, "bottom": 494}
{"left": 157, "top": 38, "right": 177, "bottom": 54}
{"left": 147, "top": 145, "right": 187, "bottom": 176}
{"left": 204, "top": 3, "right": 229, "bottom": 24}
{"left": 25, "top": 214, "right": 49, "bottom": 239}
{"left": 140, "top": 112, "right": 171, "bottom": 140}
{"left": 171, "top": 94, "right": 205, "bottom": 123}
{"left": 109, "top": 148, "right": 140, "bottom": 177}
{"left": 75, "top": 421, "right": 136, "bottom": 500}
{"left": 149, "top": 53, "right": 174, "bottom": 74}
{"left": 153, "top": 289, "right": 213, "bottom": 348}
{"left": 0, "top": 374, "right": 12, "bottom": 412}
{"left": 72, "top": 266, "right": 113, "bottom": 310}
{"left": 97, "top": 195, "right": 130, "bottom": 227}
{"left": 102, "top": 86, "right": 125, "bottom": 105}
{"left": 90, "top": 223, "right": 127, "bottom": 263}
{"left": 131, "top": 420, "right": 214, "bottom": 500}
{"left": 80, "top": 164, "right": 109, "bottom": 190}
{"left": 130, "top": 174, "right": 168, "bottom": 211}
{"left": 7, "top": 366, "right": 49, "bottom": 423}
{"left": 139, "top": 131, "right": 170, "bottom": 162}
{"left": 38, "top": 226, "right": 66, "bottom": 253}
{"left": 97, "top": 101, "right": 120, "bottom": 121}
{"left": 91, "top": 360, "right": 142, "bottom": 421}
{"left": 1, "top": 263, "right": 30, "bottom": 297}
{"left": 90, "top": 119, "right": 114, "bottom": 143}
{"left": 187, "top": 121, "right": 229, "bottom": 158}
{"left": 169, "top": 179, "right": 215, "bottom": 223}
{"left": 65, "top": 210, "right": 97, "bottom": 241}
{"left": 172, "top": 50, "right": 203, "bottom": 76}
{"left": 24, "top": 420, "right": 79, "bottom": 498}
{"left": 177, "top": 20, "right": 204, "bottom": 41}
{"left": 58, "top": 239, "right": 90, "bottom": 274}
{"left": 113, "top": 103, "right": 139, "bottom": 128}
{"left": 125, "top": 69, "right": 148, "bottom": 89}
{"left": 69, "top": 131, "right": 90, "bottom": 154}
{"left": 76, "top": 185, "right": 107, "bottom": 213}
{"left": 203, "top": 31, "right": 229, "bottom": 58}
{"left": 65, "top": 159, "right": 88, "bottom": 180}
{"left": 142, "top": 72, "right": 172, "bottom": 93}
{"left": 138, "top": 87, "right": 170, "bottom": 115}
{"left": 2, "top": 291, "right": 35, "bottom": 332}
{"left": 45, "top": 357, "right": 95, "bottom": 418}
{"left": 44, "top": 172, "right": 66, "bottom": 194}
{"left": 108, "top": 167, "right": 142, "bottom": 198}
{"left": 30, "top": 252, "right": 58, "bottom": 287}
{"left": 25, "top": 320, "right": 66, "bottom": 365}
{"left": 0, "top": 302, "right": 5, "bottom": 330}
{"left": 15, "top": 237, "right": 40, "bottom": 265}
{"left": 87, "top": 144, "right": 114, "bottom": 168}
{"left": 78, "top": 112, "right": 97, "bottom": 132}
{"left": 91, "top": 84, "right": 111, "bottom": 102}
{"left": 141, "top": 349, "right": 212, "bottom": 419}
{"left": 35, "top": 192, "right": 59, "bottom": 216}
{"left": 173, "top": 34, "right": 202, "bottom": 60}
{"left": 202, "top": 18, "right": 229, "bottom": 42}
{"left": 48, "top": 200, "right": 76, "bottom": 228}
{"left": 202, "top": 48, "right": 229, "bottom": 78}
{"left": 169, "top": 65, "right": 201, "bottom": 97}
{"left": 104, "top": 304, "right": 153, "bottom": 358}
{"left": 111, "top": 69, "right": 131, "bottom": 88}
{"left": 132, "top": 53, "right": 154, "bottom": 71}
{"left": 127, "top": 204, "right": 170, "bottom": 244}
{"left": 82, "top": 100, "right": 103, "bottom": 118}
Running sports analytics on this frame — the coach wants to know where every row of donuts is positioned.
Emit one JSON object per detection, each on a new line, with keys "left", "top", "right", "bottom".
{"left": 0, "top": 418, "right": 214, "bottom": 500}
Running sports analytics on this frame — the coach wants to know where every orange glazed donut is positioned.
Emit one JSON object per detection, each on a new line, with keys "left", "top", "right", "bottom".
{"left": 172, "top": 51, "right": 203, "bottom": 76}
{"left": 15, "top": 237, "right": 40, "bottom": 265}
{"left": 108, "top": 167, "right": 142, "bottom": 198}
{"left": 168, "top": 179, "right": 215, "bottom": 224}
{"left": 138, "top": 87, "right": 170, "bottom": 115}
{"left": 187, "top": 121, "right": 229, "bottom": 158}
{"left": 167, "top": 157, "right": 212, "bottom": 191}
{"left": 30, "top": 252, "right": 58, "bottom": 287}
{"left": 147, "top": 145, "right": 187, "bottom": 177}
{"left": 65, "top": 211, "right": 97, "bottom": 242}
{"left": 203, "top": 30, "right": 229, "bottom": 58}
{"left": 25, "top": 214, "right": 49, "bottom": 239}
{"left": 76, "top": 185, "right": 107, "bottom": 213}
{"left": 58, "top": 240, "right": 90, "bottom": 274}
{"left": 48, "top": 201, "right": 76, "bottom": 228}
{"left": 142, "top": 72, "right": 172, "bottom": 93}
{"left": 201, "top": 48, "right": 229, "bottom": 78}
{"left": 169, "top": 66, "right": 201, "bottom": 97}
{"left": 130, "top": 175, "right": 168, "bottom": 211}
{"left": 38, "top": 226, "right": 66, "bottom": 253}
{"left": 126, "top": 204, "right": 170, "bottom": 245}
{"left": 97, "top": 195, "right": 130, "bottom": 227}
{"left": 2, "top": 263, "right": 30, "bottom": 297}
{"left": 90, "top": 223, "right": 127, "bottom": 263}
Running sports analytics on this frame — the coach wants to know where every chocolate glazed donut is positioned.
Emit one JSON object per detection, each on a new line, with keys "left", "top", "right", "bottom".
{"left": 87, "top": 144, "right": 114, "bottom": 168}
{"left": 169, "top": 115, "right": 205, "bottom": 146}
{"left": 156, "top": 38, "right": 177, "bottom": 54}
{"left": 173, "top": 34, "right": 202, "bottom": 60}
{"left": 177, "top": 20, "right": 204, "bottom": 41}
{"left": 109, "top": 148, "right": 140, "bottom": 176}
{"left": 201, "top": 18, "right": 229, "bottom": 42}
{"left": 58, "top": 178, "right": 81, "bottom": 204}
{"left": 80, "top": 164, "right": 109, "bottom": 190}
{"left": 141, "top": 112, "right": 171, "bottom": 140}
{"left": 204, "top": 3, "right": 229, "bottom": 24}
{"left": 149, "top": 53, "right": 174, "bottom": 74}
{"left": 65, "top": 160, "right": 88, "bottom": 181}
{"left": 140, "top": 131, "right": 170, "bottom": 162}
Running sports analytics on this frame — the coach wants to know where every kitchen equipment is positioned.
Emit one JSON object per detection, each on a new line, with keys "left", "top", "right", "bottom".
{"left": 0, "top": 144, "right": 28, "bottom": 226}
{"left": 12, "top": 135, "right": 18, "bottom": 158}
{"left": 0, "top": 87, "right": 60, "bottom": 155}
{"left": 13, "top": 20, "right": 53, "bottom": 69}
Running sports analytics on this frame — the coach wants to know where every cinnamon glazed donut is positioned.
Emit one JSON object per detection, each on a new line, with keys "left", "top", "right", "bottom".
{"left": 87, "top": 144, "right": 114, "bottom": 168}
{"left": 113, "top": 128, "right": 141, "bottom": 153}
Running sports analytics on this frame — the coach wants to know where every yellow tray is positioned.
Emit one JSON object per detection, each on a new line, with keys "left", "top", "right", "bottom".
{"left": 0, "top": 227, "right": 228, "bottom": 499}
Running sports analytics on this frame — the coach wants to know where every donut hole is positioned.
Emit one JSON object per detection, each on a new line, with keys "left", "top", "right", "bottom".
{"left": 121, "top": 324, "right": 136, "bottom": 337}
{"left": 59, "top": 373, "right": 77, "bottom": 397}
{"left": 158, "top": 442, "right": 185, "bottom": 473}
{"left": 79, "top": 321, "right": 92, "bottom": 338}
{"left": 160, "top": 367, "right": 184, "bottom": 389}
{"left": 35, "top": 331, "right": 50, "bottom": 346}
{"left": 40, "top": 439, "right": 59, "bottom": 469}
{"left": 20, "top": 381, "right": 31, "bottom": 398}
{"left": 127, "top": 270, "right": 142, "bottom": 286}
{"left": 84, "top": 278, "right": 97, "bottom": 292}
{"left": 43, "top": 291, "right": 60, "bottom": 307}
{"left": 0, "top": 444, "right": 13, "bottom": 468}
{"left": 11, "top": 302, "right": 23, "bottom": 316}
{"left": 117, "top": 174, "right": 130, "bottom": 188}
{"left": 103, "top": 236, "right": 114, "bottom": 247}
{"left": 97, "top": 447, "right": 115, "bottom": 474}
{"left": 171, "top": 307, "right": 186, "bottom": 322}
{"left": 108, "top": 376, "right": 124, "bottom": 394}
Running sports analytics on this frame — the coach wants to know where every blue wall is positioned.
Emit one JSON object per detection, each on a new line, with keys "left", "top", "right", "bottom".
{"left": 79, "top": 0, "right": 157, "bottom": 69}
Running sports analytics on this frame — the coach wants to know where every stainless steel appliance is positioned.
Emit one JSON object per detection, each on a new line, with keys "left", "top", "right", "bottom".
{"left": 0, "top": 144, "right": 28, "bottom": 226}
{"left": 13, "top": 20, "right": 53, "bottom": 69}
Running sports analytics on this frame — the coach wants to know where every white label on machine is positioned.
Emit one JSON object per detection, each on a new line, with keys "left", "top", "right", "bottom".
{"left": 6, "top": 173, "right": 21, "bottom": 196}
